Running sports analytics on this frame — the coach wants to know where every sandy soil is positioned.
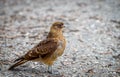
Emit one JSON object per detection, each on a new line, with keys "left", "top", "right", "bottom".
{"left": 0, "top": 0, "right": 120, "bottom": 77}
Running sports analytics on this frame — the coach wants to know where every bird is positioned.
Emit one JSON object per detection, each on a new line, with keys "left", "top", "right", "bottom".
{"left": 8, "top": 22, "right": 66, "bottom": 74}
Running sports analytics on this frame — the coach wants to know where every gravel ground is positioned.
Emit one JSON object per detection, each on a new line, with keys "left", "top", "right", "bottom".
{"left": 0, "top": 0, "right": 120, "bottom": 77}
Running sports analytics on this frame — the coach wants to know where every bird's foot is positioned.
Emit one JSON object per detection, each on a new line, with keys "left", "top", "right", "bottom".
{"left": 48, "top": 70, "right": 60, "bottom": 75}
{"left": 48, "top": 70, "right": 52, "bottom": 74}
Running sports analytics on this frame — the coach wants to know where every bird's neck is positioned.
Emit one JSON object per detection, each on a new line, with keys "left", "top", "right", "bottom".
{"left": 47, "top": 31, "right": 63, "bottom": 38}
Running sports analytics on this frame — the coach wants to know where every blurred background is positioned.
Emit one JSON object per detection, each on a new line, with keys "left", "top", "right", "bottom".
{"left": 0, "top": 0, "right": 120, "bottom": 77}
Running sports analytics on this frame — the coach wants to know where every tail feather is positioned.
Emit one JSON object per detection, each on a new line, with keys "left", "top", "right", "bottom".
{"left": 8, "top": 60, "right": 27, "bottom": 70}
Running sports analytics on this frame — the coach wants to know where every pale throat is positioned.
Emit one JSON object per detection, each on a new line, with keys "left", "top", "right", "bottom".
{"left": 47, "top": 30, "right": 63, "bottom": 38}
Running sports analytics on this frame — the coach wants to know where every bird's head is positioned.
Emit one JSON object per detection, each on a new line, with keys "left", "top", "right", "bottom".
{"left": 48, "top": 22, "right": 65, "bottom": 38}
{"left": 50, "top": 22, "right": 64, "bottom": 33}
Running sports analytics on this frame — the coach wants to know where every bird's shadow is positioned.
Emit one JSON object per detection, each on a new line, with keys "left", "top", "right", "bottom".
{"left": 10, "top": 67, "right": 43, "bottom": 74}
{"left": 9, "top": 67, "right": 63, "bottom": 76}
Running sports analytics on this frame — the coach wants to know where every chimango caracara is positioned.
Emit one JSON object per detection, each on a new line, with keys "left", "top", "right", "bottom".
{"left": 8, "top": 22, "right": 66, "bottom": 73}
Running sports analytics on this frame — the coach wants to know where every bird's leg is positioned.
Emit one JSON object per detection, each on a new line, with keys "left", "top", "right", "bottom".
{"left": 48, "top": 66, "right": 52, "bottom": 74}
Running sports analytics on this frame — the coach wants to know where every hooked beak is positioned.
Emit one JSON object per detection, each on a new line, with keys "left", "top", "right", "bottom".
{"left": 61, "top": 25, "right": 65, "bottom": 28}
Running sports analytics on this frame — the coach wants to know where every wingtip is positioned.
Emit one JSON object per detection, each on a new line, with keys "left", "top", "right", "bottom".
{"left": 14, "top": 57, "right": 23, "bottom": 62}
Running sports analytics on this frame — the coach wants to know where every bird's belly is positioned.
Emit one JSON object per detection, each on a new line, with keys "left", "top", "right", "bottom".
{"left": 32, "top": 54, "right": 57, "bottom": 66}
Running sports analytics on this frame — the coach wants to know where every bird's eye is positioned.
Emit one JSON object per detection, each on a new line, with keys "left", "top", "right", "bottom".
{"left": 58, "top": 24, "right": 63, "bottom": 28}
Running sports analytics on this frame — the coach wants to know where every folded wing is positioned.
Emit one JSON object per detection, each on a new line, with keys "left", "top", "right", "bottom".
{"left": 23, "top": 38, "right": 59, "bottom": 60}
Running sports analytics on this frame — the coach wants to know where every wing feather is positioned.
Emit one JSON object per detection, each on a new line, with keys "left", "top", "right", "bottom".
{"left": 23, "top": 38, "right": 58, "bottom": 60}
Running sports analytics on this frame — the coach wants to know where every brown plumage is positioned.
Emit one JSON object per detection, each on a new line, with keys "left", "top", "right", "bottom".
{"left": 8, "top": 22, "right": 66, "bottom": 73}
